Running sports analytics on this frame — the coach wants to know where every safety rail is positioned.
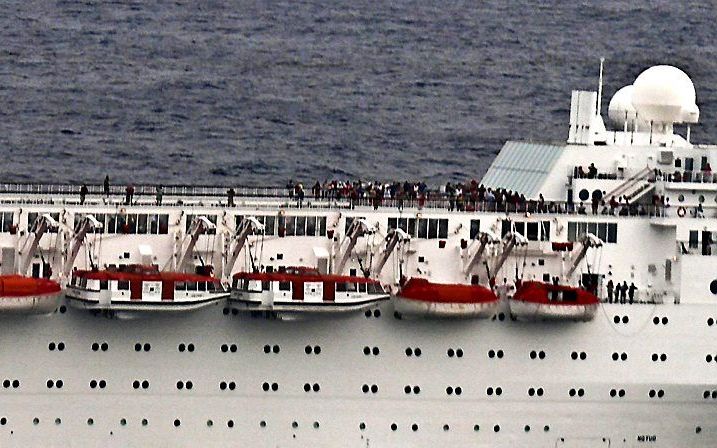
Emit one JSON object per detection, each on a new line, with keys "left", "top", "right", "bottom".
{"left": 604, "top": 166, "right": 653, "bottom": 200}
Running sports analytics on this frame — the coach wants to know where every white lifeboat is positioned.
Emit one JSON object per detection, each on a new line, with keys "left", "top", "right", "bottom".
{"left": 65, "top": 264, "right": 228, "bottom": 317}
{"left": 394, "top": 278, "right": 499, "bottom": 319}
{"left": 230, "top": 267, "right": 389, "bottom": 315}
{"left": 0, "top": 275, "right": 62, "bottom": 315}
{"left": 509, "top": 281, "right": 599, "bottom": 321}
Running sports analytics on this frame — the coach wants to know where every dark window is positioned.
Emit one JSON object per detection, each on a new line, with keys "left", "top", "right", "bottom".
{"left": 417, "top": 219, "right": 428, "bottom": 239}
{"left": 470, "top": 220, "right": 480, "bottom": 240}
{"left": 278, "top": 281, "right": 291, "bottom": 291}
{"left": 117, "top": 280, "right": 129, "bottom": 291}
{"left": 526, "top": 222, "right": 539, "bottom": 241}
{"left": 607, "top": 223, "right": 618, "bottom": 243}
{"left": 438, "top": 219, "right": 448, "bottom": 239}
{"left": 428, "top": 219, "right": 438, "bottom": 239}
{"left": 541, "top": 221, "right": 550, "bottom": 241}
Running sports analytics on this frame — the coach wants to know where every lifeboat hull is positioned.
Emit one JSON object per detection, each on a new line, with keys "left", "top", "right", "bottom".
{"left": 393, "top": 295, "right": 499, "bottom": 318}
{"left": 509, "top": 299, "right": 598, "bottom": 321}
{"left": 231, "top": 291, "right": 390, "bottom": 315}
{"left": 0, "top": 292, "right": 62, "bottom": 315}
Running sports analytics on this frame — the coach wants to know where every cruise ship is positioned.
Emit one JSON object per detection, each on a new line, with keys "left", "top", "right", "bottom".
{"left": 1, "top": 65, "right": 716, "bottom": 447}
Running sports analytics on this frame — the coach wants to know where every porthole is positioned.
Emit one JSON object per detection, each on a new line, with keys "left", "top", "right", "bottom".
{"left": 260, "top": 420, "right": 266, "bottom": 428}
{"left": 173, "top": 419, "right": 181, "bottom": 427}
{"left": 120, "top": 418, "right": 127, "bottom": 426}
{"left": 390, "top": 423, "right": 397, "bottom": 431}
{"left": 544, "top": 425, "right": 550, "bottom": 432}
{"left": 227, "top": 420, "right": 234, "bottom": 428}
{"left": 230, "top": 344, "right": 237, "bottom": 352}
{"left": 373, "top": 309, "right": 381, "bottom": 318}
{"left": 678, "top": 194, "right": 685, "bottom": 202}
{"left": 372, "top": 347, "right": 379, "bottom": 355}
{"left": 55, "top": 418, "right": 61, "bottom": 425}
{"left": 412, "top": 423, "right": 419, "bottom": 431}
{"left": 622, "top": 316, "right": 629, "bottom": 324}
{"left": 447, "top": 348, "right": 455, "bottom": 357}
{"left": 699, "top": 195, "right": 705, "bottom": 203}
{"left": 359, "top": 422, "right": 366, "bottom": 430}
{"left": 87, "top": 418, "right": 93, "bottom": 426}
{"left": 33, "top": 417, "right": 39, "bottom": 425}
{"left": 493, "top": 424, "right": 500, "bottom": 432}
{"left": 696, "top": 426, "right": 702, "bottom": 434}
{"left": 710, "top": 280, "right": 717, "bottom": 295}
{"left": 305, "top": 345, "right": 312, "bottom": 354}
{"left": 446, "top": 386, "right": 454, "bottom": 395}
{"left": 524, "top": 425, "right": 531, "bottom": 432}
{"left": 405, "top": 347, "right": 413, "bottom": 356}
{"left": 142, "top": 418, "right": 148, "bottom": 426}
{"left": 578, "top": 189, "right": 589, "bottom": 201}
{"left": 443, "top": 424, "right": 450, "bottom": 431}
{"left": 473, "top": 424, "right": 480, "bottom": 432}
{"left": 292, "top": 421, "right": 298, "bottom": 428}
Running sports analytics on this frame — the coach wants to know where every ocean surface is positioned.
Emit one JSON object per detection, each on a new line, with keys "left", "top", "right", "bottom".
{"left": 1, "top": 0, "right": 716, "bottom": 187}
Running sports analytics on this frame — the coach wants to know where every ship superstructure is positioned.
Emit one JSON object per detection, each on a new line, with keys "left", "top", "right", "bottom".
{"left": 0, "top": 65, "right": 716, "bottom": 447}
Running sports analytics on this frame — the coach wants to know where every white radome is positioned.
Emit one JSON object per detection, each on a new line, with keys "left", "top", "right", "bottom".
{"left": 631, "top": 65, "right": 699, "bottom": 124}
{"left": 608, "top": 85, "right": 641, "bottom": 129}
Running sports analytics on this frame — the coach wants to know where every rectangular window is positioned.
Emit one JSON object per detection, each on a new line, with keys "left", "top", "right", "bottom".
{"left": 417, "top": 219, "right": 428, "bottom": 239}
{"left": 306, "top": 216, "right": 316, "bottom": 236}
{"left": 541, "top": 221, "right": 550, "bottom": 241}
{"left": 587, "top": 222, "right": 598, "bottom": 237}
{"left": 607, "top": 223, "right": 618, "bottom": 244}
{"left": 336, "top": 282, "right": 347, "bottom": 292}
{"left": 295, "top": 216, "right": 306, "bottom": 236}
{"left": 285, "top": 216, "right": 296, "bottom": 236}
{"left": 126, "top": 214, "right": 137, "bottom": 234}
{"left": 27, "top": 212, "right": 60, "bottom": 233}
{"left": 387, "top": 217, "right": 398, "bottom": 230}
{"left": 279, "top": 281, "right": 291, "bottom": 291}
{"left": 597, "top": 223, "right": 608, "bottom": 242}
{"left": 100, "top": 280, "right": 109, "bottom": 290}
{"left": 407, "top": 218, "right": 417, "bottom": 237}
{"left": 117, "top": 280, "right": 130, "bottom": 290}
{"left": 398, "top": 218, "right": 408, "bottom": 233}
{"left": 428, "top": 219, "right": 438, "bottom": 239}
{"left": 318, "top": 216, "right": 326, "bottom": 236}
{"left": 137, "top": 214, "right": 148, "bottom": 234}
{"left": 345, "top": 217, "right": 355, "bottom": 234}
{"left": 264, "top": 216, "right": 276, "bottom": 236}
{"left": 438, "top": 219, "right": 448, "bottom": 239}
{"left": 689, "top": 230, "right": 699, "bottom": 249}
{"left": 567, "top": 222, "right": 577, "bottom": 242}
{"left": 526, "top": 222, "right": 539, "bottom": 241}
{"left": 185, "top": 215, "right": 217, "bottom": 235}
{"left": 470, "top": 220, "right": 480, "bottom": 240}
{"left": 514, "top": 221, "right": 525, "bottom": 238}
{"left": 501, "top": 220, "right": 511, "bottom": 238}
{"left": 175, "top": 281, "right": 187, "bottom": 291}
{"left": 116, "top": 215, "right": 126, "bottom": 234}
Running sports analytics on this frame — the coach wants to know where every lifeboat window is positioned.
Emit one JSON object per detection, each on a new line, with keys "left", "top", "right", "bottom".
{"left": 359, "top": 283, "right": 367, "bottom": 293}
{"left": 100, "top": 280, "right": 109, "bottom": 290}
{"left": 80, "top": 278, "right": 88, "bottom": 288}
{"left": 186, "top": 282, "right": 197, "bottom": 291}
{"left": 175, "top": 281, "right": 187, "bottom": 291}
{"left": 563, "top": 290, "right": 578, "bottom": 302}
{"left": 336, "top": 283, "right": 347, "bottom": 292}
{"left": 117, "top": 280, "right": 129, "bottom": 290}
{"left": 231, "top": 278, "right": 238, "bottom": 289}
{"left": 207, "top": 282, "right": 216, "bottom": 291}
{"left": 346, "top": 283, "right": 357, "bottom": 292}
{"left": 470, "top": 220, "right": 480, "bottom": 239}
{"left": 262, "top": 281, "right": 270, "bottom": 291}
{"left": 278, "top": 281, "right": 291, "bottom": 291}
{"left": 295, "top": 216, "right": 306, "bottom": 236}
{"left": 306, "top": 216, "right": 316, "bottom": 235}
{"left": 417, "top": 219, "right": 428, "bottom": 239}
{"left": 198, "top": 282, "right": 207, "bottom": 292}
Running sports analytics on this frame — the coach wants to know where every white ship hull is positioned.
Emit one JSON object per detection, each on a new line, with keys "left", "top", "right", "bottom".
{"left": 0, "top": 299, "right": 714, "bottom": 447}
{"left": 393, "top": 296, "right": 499, "bottom": 318}
{"left": 509, "top": 299, "right": 599, "bottom": 321}
{"left": 0, "top": 292, "right": 61, "bottom": 315}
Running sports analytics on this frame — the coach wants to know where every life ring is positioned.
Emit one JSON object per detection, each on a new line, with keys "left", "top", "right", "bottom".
{"left": 677, "top": 206, "right": 686, "bottom": 217}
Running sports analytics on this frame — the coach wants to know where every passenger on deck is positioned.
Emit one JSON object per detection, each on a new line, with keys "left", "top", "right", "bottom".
{"left": 588, "top": 163, "right": 598, "bottom": 179}
{"left": 606, "top": 279, "right": 614, "bottom": 303}
{"left": 125, "top": 184, "right": 134, "bottom": 205}
{"left": 312, "top": 181, "right": 321, "bottom": 200}
{"left": 80, "top": 184, "right": 88, "bottom": 205}
{"left": 156, "top": 185, "right": 163, "bottom": 206}
{"left": 628, "top": 283, "right": 637, "bottom": 304}
{"left": 619, "top": 281, "right": 628, "bottom": 304}
{"left": 227, "top": 187, "right": 235, "bottom": 207}
{"left": 103, "top": 175, "right": 110, "bottom": 198}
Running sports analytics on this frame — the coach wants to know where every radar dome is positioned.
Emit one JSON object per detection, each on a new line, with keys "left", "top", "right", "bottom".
{"left": 632, "top": 65, "right": 699, "bottom": 124}
{"left": 608, "top": 85, "right": 639, "bottom": 129}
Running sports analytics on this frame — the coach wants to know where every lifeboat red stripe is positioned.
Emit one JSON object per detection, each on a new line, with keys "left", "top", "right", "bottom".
{"left": 398, "top": 278, "right": 498, "bottom": 304}
{"left": 513, "top": 281, "right": 599, "bottom": 305}
{"left": 233, "top": 272, "right": 380, "bottom": 285}
{"left": 74, "top": 270, "right": 220, "bottom": 283}
{"left": 0, "top": 275, "right": 61, "bottom": 297}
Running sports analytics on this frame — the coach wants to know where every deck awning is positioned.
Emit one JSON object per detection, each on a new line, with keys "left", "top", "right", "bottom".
{"left": 480, "top": 141, "right": 564, "bottom": 197}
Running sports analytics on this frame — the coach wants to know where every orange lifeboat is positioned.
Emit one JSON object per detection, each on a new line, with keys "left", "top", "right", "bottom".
{"left": 394, "top": 278, "right": 499, "bottom": 318}
{"left": 510, "top": 281, "right": 599, "bottom": 321}
{"left": 0, "top": 275, "right": 62, "bottom": 314}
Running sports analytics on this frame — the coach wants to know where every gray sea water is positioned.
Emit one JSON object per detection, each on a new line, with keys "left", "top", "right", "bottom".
{"left": 1, "top": 0, "right": 716, "bottom": 186}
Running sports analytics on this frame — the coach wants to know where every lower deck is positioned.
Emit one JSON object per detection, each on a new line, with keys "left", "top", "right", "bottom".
{"left": 0, "top": 299, "right": 714, "bottom": 447}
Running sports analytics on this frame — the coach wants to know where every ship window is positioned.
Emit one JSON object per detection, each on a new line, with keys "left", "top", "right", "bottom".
{"left": 186, "top": 282, "right": 197, "bottom": 291}
{"left": 710, "top": 280, "right": 717, "bottom": 295}
{"left": 27, "top": 212, "right": 60, "bottom": 233}
{"left": 417, "top": 219, "right": 428, "bottom": 239}
{"left": 306, "top": 216, "right": 316, "bottom": 236}
{"left": 408, "top": 218, "right": 417, "bottom": 237}
{"left": 336, "top": 283, "right": 347, "bottom": 292}
{"left": 198, "top": 282, "right": 207, "bottom": 292}
{"left": 367, "top": 283, "right": 384, "bottom": 294}
{"left": 278, "top": 281, "right": 291, "bottom": 291}
{"left": 158, "top": 214, "right": 169, "bottom": 234}
{"left": 526, "top": 222, "right": 539, "bottom": 241}
{"left": 587, "top": 222, "right": 598, "bottom": 236}
{"left": 597, "top": 223, "right": 608, "bottom": 241}
{"left": 296, "top": 216, "right": 306, "bottom": 236}
{"left": 106, "top": 214, "right": 117, "bottom": 234}
{"left": 387, "top": 218, "right": 397, "bottom": 230}
{"left": 541, "top": 221, "right": 550, "bottom": 241}
{"left": 116, "top": 215, "right": 126, "bottom": 233}
{"left": 438, "top": 219, "right": 448, "bottom": 239}
{"left": 359, "top": 283, "right": 367, "bottom": 293}
{"left": 514, "top": 222, "right": 525, "bottom": 237}
{"left": 470, "top": 220, "right": 480, "bottom": 239}
{"left": 100, "top": 280, "right": 109, "bottom": 290}
{"left": 287, "top": 216, "right": 297, "bottom": 236}
{"left": 567, "top": 222, "right": 576, "bottom": 242}
{"left": 689, "top": 231, "right": 699, "bottom": 249}
{"left": 126, "top": 214, "right": 137, "bottom": 234}
{"left": 607, "top": 223, "right": 617, "bottom": 243}
{"left": 318, "top": 216, "right": 326, "bottom": 236}
{"left": 346, "top": 282, "right": 357, "bottom": 292}
{"left": 501, "top": 220, "right": 511, "bottom": 237}
{"left": 262, "top": 281, "right": 270, "bottom": 291}
{"left": 207, "top": 282, "right": 216, "bottom": 291}
{"left": 117, "top": 280, "right": 130, "bottom": 290}
{"left": 137, "top": 214, "right": 148, "bottom": 234}
{"left": 428, "top": 219, "right": 438, "bottom": 239}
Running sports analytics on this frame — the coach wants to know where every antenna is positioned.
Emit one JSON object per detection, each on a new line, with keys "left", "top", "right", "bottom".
{"left": 596, "top": 57, "right": 605, "bottom": 116}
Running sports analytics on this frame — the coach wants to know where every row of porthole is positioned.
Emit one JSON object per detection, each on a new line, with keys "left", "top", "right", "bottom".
{"left": 5, "top": 416, "right": 704, "bottom": 436}
{"left": 46, "top": 379, "right": 63, "bottom": 389}
{"left": 263, "top": 345, "right": 280, "bottom": 354}
{"left": 1, "top": 379, "right": 20, "bottom": 388}
{"left": 177, "top": 343, "right": 195, "bottom": 353}
{"left": 363, "top": 346, "right": 380, "bottom": 356}
{"left": 708, "top": 318, "right": 717, "bottom": 326}
{"left": 134, "top": 343, "right": 151, "bottom": 352}
{"left": 651, "top": 353, "right": 668, "bottom": 362}
{"left": 176, "top": 381, "right": 193, "bottom": 390}
{"left": 447, "top": 348, "right": 464, "bottom": 358}
{"left": 612, "top": 352, "right": 628, "bottom": 361}
{"left": 364, "top": 309, "right": 381, "bottom": 318}
{"left": 609, "top": 389, "right": 626, "bottom": 398}
{"left": 705, "top": 354, "right": 717, "bottom": 363}
{"left": 570, "top": 351, "right": 588, "bottom": 360}
{"left": 652, "top": 316, "right": 669, "bottom": 325}
{"left": 91, "top": 342, "right": 109, "bottom": 352}
{"left": 529, "top": 350, "right": 545, "bottom": 360}
{"left": 648, "top": 389, "right": 665, "bottom": 398}
{"left": 703, "top": 390, "right": 717, "bottom": 399}
{"left": 132, "top": 380, "right": 150, "bottom": 390}
{"left": 613, "top": 315, "right": 630, "bottom": 324}
{"left": 261, "top": 382, "right": 279, "bottom": 392}
{"left": 405, "top": 347, "right": 422, "bottom": 357}
{"left": 303, "top": 383, "right": 320, "bottom": 392}
{"left": 48, "top": 342, "right": 66, "bottom": 351}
